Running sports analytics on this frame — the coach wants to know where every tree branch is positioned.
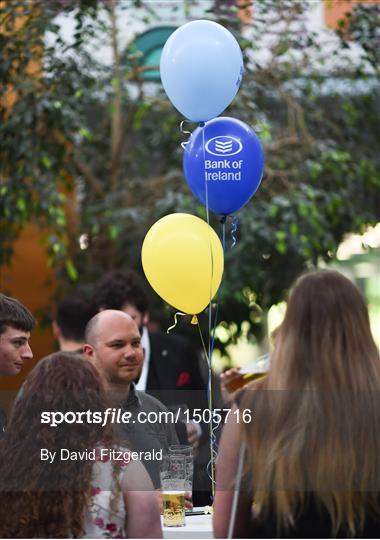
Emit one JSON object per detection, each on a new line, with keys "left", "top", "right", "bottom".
{"left": 73, "top": 157, "right": 105, "bottom": 199}
{"left": 109, "top": 0, "right": 124, "bottom": 191}
{"left": 112, "top": 58, "right": 155, "bottom": 199}
{"left": 265, "top": 135, "right": 299, "bottom": 152}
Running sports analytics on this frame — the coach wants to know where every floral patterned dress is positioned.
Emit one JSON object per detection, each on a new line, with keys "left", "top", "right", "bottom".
{"left": 82, "top": 449, "right": 129, "bottom": 538}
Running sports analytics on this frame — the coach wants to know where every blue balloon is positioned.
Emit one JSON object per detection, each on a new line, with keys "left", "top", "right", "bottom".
{"left": 183, "top": 117, "right": 264, "bottom": 216}
{"left": 160, "top": 20, "right": 243, "bottom": 122}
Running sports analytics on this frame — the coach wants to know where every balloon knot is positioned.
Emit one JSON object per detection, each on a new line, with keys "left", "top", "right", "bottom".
{"left": 191, "top": 315, "right": 198, "bottom": 325}
{"left": 199, "top": 122, "right": 205, "bottom": 128}
{"left": 219, "top": 215, "right": 227, "bottom": 224}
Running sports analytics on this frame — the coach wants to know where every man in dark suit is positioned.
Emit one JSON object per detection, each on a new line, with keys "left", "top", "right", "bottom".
{"left": 94, "top": 270, "right": 212, "bottom": 505}
{"left": 52, "top": 294, "right": 97, "bottom": 353}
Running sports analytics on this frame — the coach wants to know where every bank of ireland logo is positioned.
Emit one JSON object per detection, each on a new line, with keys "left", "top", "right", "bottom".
{"left": 205, "top": 136, "right": 243, "bottom": 157}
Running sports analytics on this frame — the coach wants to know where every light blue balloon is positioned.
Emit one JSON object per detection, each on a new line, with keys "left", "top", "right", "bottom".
{"left": 160, "top": 20, "right": 244, "bottom": 122}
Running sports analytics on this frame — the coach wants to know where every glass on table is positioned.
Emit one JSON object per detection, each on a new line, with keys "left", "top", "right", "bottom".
{"left": 168, "top": 444, "right": 194, "bottom": 494}
{"left": 160, "top": 454, "right": 186, "bottom": 527}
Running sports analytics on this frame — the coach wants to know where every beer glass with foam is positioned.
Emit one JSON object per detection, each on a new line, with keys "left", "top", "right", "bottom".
{"left": 160, "top": 454, "right": 186, "bottom": 527}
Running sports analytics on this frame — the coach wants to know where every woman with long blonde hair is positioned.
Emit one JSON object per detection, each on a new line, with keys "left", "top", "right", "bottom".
{"left": 214, "top": 269, "right": 380, "bottom": 537}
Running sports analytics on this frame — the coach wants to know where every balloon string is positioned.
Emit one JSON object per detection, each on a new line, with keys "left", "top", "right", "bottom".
{"left": 202, "top": 121, "right": 215, "bottom": 433}
{"left": 207, "top": 228, "right": 224, "bottom": 492}
{"left": 197, "top": 320, "right": 210, "bottom": 369}
{"left": 180, "top": 120, "right": 193, "bottom": 151}
{"left": 201, "top": 122, "right": 214, "bottom": 361}
{"left": 208, "top": 219, "right": 225, "bottom": 367}
{"left": 208, "top": 301, "right": 221, "bottom": 500}
{"left": 210, "top": 300, "right": 220, "bottom": 385}
{"left": 201, "top": 124, "right": 211, "bottom": 229}
{"left": 231, "top": 215, "right": 239, "bottom": 248}
{"left": 219, "top": 217, "right": 227, "bottom": 253}
{"left": 205, "top": 223, "right": 226, "bottom": 488}
{"left": 197, "top": 321, "right": 216, "bottom": 498}
{"left": 201, "top": 124, "right": 214, "bottom": 329}
{"left": 208, "top": 219, "right": 225, "bottom": 368}
{"left": 201, "top": 122, "right": 220, "bottom": 501}
{"left": 197, "top": 299, "right": 222, "bottom": 500}
{"left": 166, "top": 311, "right": 187, "bottom": 334}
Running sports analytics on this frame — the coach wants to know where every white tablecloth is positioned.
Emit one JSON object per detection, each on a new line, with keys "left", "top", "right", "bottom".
{"left": 162, "top": 508, "right": 213, "bottom": 538}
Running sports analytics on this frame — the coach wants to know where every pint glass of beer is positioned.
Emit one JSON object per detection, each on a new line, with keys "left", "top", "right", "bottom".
{"left": 224, "top": 353, "right": 270, "bottom": 393}
{"left": 160, "top": 455, "right": 186, "bottom": 527}
{"left": 162, "top": 490, "right": 186, "bottom": 527}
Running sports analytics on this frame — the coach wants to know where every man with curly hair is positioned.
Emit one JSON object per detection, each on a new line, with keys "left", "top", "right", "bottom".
{"left": 0, "top": 293, "right": 35, "bottom": 436}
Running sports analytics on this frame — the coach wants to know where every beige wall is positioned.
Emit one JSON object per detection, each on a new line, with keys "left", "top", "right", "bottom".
{"left": 324, "top": 0, "right": 379, "bottom": 29}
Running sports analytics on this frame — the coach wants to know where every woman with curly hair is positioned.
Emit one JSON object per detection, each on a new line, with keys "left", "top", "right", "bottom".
{"left": 214, "top": 269, "right": 380, "bottom": 538}
{"left": 0, "top": 352, "right": 162, "bottom": 538}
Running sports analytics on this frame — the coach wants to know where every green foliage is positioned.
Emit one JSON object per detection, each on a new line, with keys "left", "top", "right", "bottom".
{"left": 1, "top": 0, "right": 379, "bottom": 355}
{"left": 0, "top": 0, "right": 105, "bottom": 271}
{"left": 336, "top": 3, "right": 380, "bottom": 69}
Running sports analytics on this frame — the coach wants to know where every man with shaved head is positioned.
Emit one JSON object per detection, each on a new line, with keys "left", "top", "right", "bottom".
{"left": 94, "top": 270, "right": 213, "bottom": 506}
{"left": 83, "top": 310, "right": 178, "bottom": 487}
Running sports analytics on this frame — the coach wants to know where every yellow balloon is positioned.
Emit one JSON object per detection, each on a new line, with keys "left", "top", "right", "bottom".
{"left": 141, "top": 213, "right": 224, "bottom": 315}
